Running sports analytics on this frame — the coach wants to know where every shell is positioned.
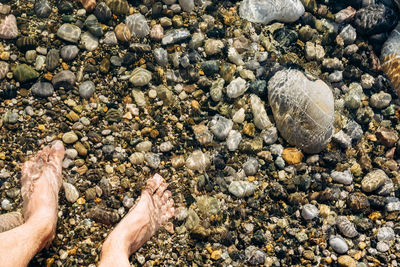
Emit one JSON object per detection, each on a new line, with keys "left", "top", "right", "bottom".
{"left": 105, "top": 0, "right": 129, "bottom": 16}
{"left": 268, "top": 69, "right": 334, "bottom": 153}
{"left": 336, "top": 216, "right": 358, "bottom": 238}
{"left": 0, "top": 14, "right": 18, "bottom": 39}
{"left": 239, "top": 0, "right": 304, "bottom": 25}
{"left": 381, "top": 23, "right": 400, "bottom": 96}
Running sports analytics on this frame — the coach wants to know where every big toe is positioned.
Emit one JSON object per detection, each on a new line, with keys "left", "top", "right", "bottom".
{"left": 49, "top": 141, "right": 65, "bottom": 164}
{"left": 145, "top": 173, "right": 164, "bottom": 194}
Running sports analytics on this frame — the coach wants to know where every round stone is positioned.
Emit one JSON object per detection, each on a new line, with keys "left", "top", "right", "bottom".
{"left": 31, "top": 82, "right": 54, "bottom": 98}
{"left": 329, "top": 236, "right": 348, "bottom": 254}
{"left": 62, "top": 131, "right": 78, "bottom": 144}
{"left": 60, "top": 45, "right": 79, "bottom": 61}
{"left": 129, "top": 67, "right": 152, "bottom": 87}
{"left": 301, "top": 204, "right": 319, "bottom": 220}
{"left": 79, "top": 80, "right": 95, "bottom": 99}
{"left": 268, "top": 69, "right": 334, "bottom": 154}
{"left": 57, "top": 23, "right": 81, "bottom": 43}
{"left": 361, "top": 169, "right": 387, "bottom": 193}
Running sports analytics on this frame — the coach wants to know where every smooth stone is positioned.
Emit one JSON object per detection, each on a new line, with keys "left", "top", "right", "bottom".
{"left": 31, "top": 82, "right": 54, "bottom": 98}
{"left": 79, "top": 80, "right": 95, "bottom": 99}
{"left": 186, "top": 150, "right": 210, "bottom": 172}
{"left": 329, "top": 236, "right": 348, "bottom": 254}
{"left": 228, "top": 181, "right": 256, "bottom": 198}
{"left": 114, "top": 23, "right": 131, "bottom": 42}
{"left": 381, "top": 23, "right": 400, "bottom": 96}
{"left": 46, "top": 49, "right": 60, "bottom": 71}
{"left": 62, "top": 131, "right": 78, "bottom": 144}
{"left": 81, "top": 31, "right": 98, "bottom": 51}
{"left": 125, "top": 14, "right": 149, "bottom": 38}
{"left": 370, "top": 91, "right": 391, "bottom": 109}
{"left": 63, "top": 182, "right": 80, "bottom": 203}
{"left": 129, "top": 67, "right": 152, "bottom": 86}
{"left": 268, "top": 69, "right": 334, "bottom": 153}
{"left": 261, "top": 127, "right": 278, "bottom": 145}
{"left": 103, "top": 31, "right": 118, "bottom": 45}
{"left": 52, "top": 70, "right": 76, "bottom": 89}
{"left": 361, "top": 169, "right": 387, "bottom": 193}
{"left": 301, "top": 204, "right": 319, "bottom": 220}
{"left": 0, "top": 14, "right": 18, "bottom": 39}
{"left": 85, "top": 15, "right": 103, "bottom": 37}
{"left": 60, "top": 45, "right": 79, "bottom": 61}
{"left": 331, "top": 170, "right": 353, "bottom": 185}
{"left": 145, "top": 153, "right": 160, "bottom": 169}
{"left": 94, "top": 2, "right": 112, "bottom": 23}
{"left": 250, "top": 94, "right": 272, "bottom": 130}
{"left": 239, "top": 0, "right": 305, "bottom": 24}
{"left": 35, "top": 0, "right": 52, "bottom": 18}
{"left": 13, "top": 64, "right": 39, "bottom": 83}
{"left": 57, "top": 23, "right": 81, "bottom": 43}
{"left": 105, "top": 0, "right": 129, "bottom": 16}
{"left": 245, "top": 246, "right": 266, "bottom": 265}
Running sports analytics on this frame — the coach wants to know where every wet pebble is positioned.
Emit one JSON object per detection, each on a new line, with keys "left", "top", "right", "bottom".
{"left": 126, "top": 14, "right": 150, "bottom": 38}
{"left": 331, "top": 170, "right": 353, "bottom": 185}
{"left": 34, "top": 0, "right": 51, "bottom": 18}
{"left": 31, "top": 82, "right": 54, "bottom": 98}
{"left": 63, "top": 182, "right": 80, "bottom": 203}
{"left": 129, "top": 67, "right": 152, "bottom": 86}
{"left": 336, "top": 216, "right": 358, "bottom": 238}
{"left": 186, "top": 150, "right": 210, "bottom": 172}
{"left": 52, "top": 70, "right": 76, "bottom": 89}
{"left": 329, "top": 236, "right": 348, "bottom": 254}
{"left": 60, "top": 45, "right": 79, "bottom": 61}
{"left": 79, "top": 80, "right": 95, "bottom": 99}
{"left": 361, "top": 169, "right": 387, "bottom": 193}
{"left": 209, "top": 115, "right": 233, "bottom": 140}
{"left": 228, "top": 181, "right": 256, "bottom": 198}
{"left": 301, "top": 204, "right": 319, "bottom": 220}
{"left": 0, "top": 14, "right": 18, "bottom": 39}
{"left": 62, "top": 131, "right": 78, "bottom": 144}
{"left": 227, "top": 130, "right": 242, "bottom": 151}
{"left": 243, "top": 157, "right": 259, "bottom": 176}
{"left": 45, "top": 49, "right": 59, "bottom": 71}
{"left": 57, "top": 23, "right": 81, "bottom": 43}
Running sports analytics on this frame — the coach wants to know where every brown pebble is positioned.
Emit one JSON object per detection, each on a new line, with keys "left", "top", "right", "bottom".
{"left": 114, "top": 23, "right": 131, "bottom": 42}
{"left": 282, "top": 147, "right": 303, "bottom": 164}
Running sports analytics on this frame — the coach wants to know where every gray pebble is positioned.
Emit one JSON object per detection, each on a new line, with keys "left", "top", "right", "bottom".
{"left": 63, "top": 182, "right": 79, "bottom": 203}
{"left": 31, "top": 82, "right": 54, "bottom": 98}
{"left": 209, "top": 115, "right": 233, "bottom": 140}
{"left": 331, "top": 170, "right": 353, "bottom": 185}
{"left": 329, "top": 236, "right": 348, "bottom": 254}
{"left": 228, "top": 181, "right": 256, "bottom": 198}
{"left": 60, "top": 45, "right": 79, "bottom": 61}
{"left": 79, "top": 80, "right": 95, "bottom": 99}
{"left": 301, "top": 204, "right": 319, "bottom": 220}
{"left": 243, "top": 157, "right": 259, "bottom": 176}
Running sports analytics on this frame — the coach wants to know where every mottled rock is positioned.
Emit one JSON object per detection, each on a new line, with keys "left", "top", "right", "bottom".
{"left": 126, "top": 14, "right": 149, "bottom": 38}
{"left": 94, "top": 2, "right": 112, "bottom": 23}
{"left": 361, "top": 169, "right": 387, "bottom": 193}
{"left": 129, "top": 67, "right": 152, "bottom": 86}
{"left": 227, "top": 77, "right": 247, "bottom": 98}
{"left": 381, "top": 23, "right": 400, "bottom": 96}
{"left": 0, "top": 61, "right": 9, "bottom": 80}
{"left": 45, "top": 49, "right": 60, "bottom": 71}
{"left": 227, "top": 130, "right": 242, "bottom": 151}
{"left": 81, "top": 32, "right": 98, "bottom": 51}
{"left": 52, "top": 70, "right": 76, "bottom": 89}
{"left": 31, "top": 82, "right": 54, "bottom": 98}
{"left": 13, "top": 64, "right": 39, "bottom": 83}
{"left": 162, "top": 29, "right": 191, "bottom": 45}
{"left": 268, "top": 69, "right": 334, "bottom": 153}
{"left": 209, "top": 115, "right": 233, "bottom": 140}
{"left": 186, "top": 150, "right": 210, "bottom": 172}
{"left": 354, "top": 4, "right": 397, "bottom": 35}
{"left": 0, "top": 14, "right": 18, "bottom": 39}
{"left": 57, "top": 23, "right": 81, "bottom": 43}
{"left": 228, "top": 181, "right": 256, "bottom": 198}
{"left": 301, "top": 204, "right": 319, "bottom": 220}
{"left": 250, "top": 94, "right": 272, "bottom": 130}
{"left": 79, "top": 80, "right": 95, "bottom": 99}
{"left": 63, "top": 182, "right": 80, "bottom": 202}
{"left": 331, "top": 170, "right": 353, "bottom": 185}
{"left": 60, "top": 45, "right": 79, "bottom": 61}
{"left": 35, "top": 0, "right": 52, "bottom": 18}
{"left": 239, "top": 0, "right": 305, "bottom": 24}
{"left": 336, "top": 216, "right": 358, "bottom": 238}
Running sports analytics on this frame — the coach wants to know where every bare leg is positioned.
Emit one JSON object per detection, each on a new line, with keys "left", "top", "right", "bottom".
{"left": 99, "top": 174, "right": 175, "bottom": 267}
{"left": 0, "top": 141, "right": 64, "bottom": 267}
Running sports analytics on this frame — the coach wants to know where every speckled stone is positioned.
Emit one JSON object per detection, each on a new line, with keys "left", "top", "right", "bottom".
{"left": 129, "top": 67, "right": 152, "bottom": 86}
{"left": 31, "top": 82, "right": 54, "bottom": 98}
{"left": 57, "top": 23, "right": 81, "bottom": 43}
{"left": 0, "top": 14, "right": 18, "bottom": 39}
{"left": 125, "top": 14, "right": 149, "bottom": 38}
{"left": 60, "top": 45, "right": 79, "bottom": 61}
{"left": 0, "top": 61, "right": 9, "bottom": 79}
{"left": 13, "top": 64, "right": 39, "bottom": 83}
{"left": 52, "top": 70, "right": 76, "bottom": 90}
{"left": 361, "top": 169, "right": 387, "bottom": 193}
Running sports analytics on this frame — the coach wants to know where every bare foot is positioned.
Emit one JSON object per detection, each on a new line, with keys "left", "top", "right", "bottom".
{"left": 100, "top": 174, "right": 174, "bottom": 264}
{"left": 20, "top": 141, "right": 65, "bottom": 247}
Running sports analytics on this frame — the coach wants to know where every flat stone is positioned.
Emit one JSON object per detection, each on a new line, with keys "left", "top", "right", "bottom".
{"left": 57, "top": 23, "right": 81, "bottom": 43}
{"left": 31, "top": 82, "right": 54, "bottom": 98}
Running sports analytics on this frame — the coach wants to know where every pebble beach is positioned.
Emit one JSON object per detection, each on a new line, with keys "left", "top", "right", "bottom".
{"left": 1, "top": 0, "right": 400, "bottom": 266}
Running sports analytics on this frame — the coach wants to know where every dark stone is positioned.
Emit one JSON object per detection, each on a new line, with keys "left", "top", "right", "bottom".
{"left": 201, "top": 60, "right": 220, "bottom": 76}
{"left": 353, "top": 4, "right": 398, "bottom": 35}
{"left": 58, "top": 1, "right": 74, "bottom": 14}
{"left": 249, "top": 80, "right": 267, "bottom": 96}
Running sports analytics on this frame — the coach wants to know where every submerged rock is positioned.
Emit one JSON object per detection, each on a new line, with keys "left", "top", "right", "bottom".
{"left": 268, "top": 69, "right": 334, "bottom": 153}
{"left": 239, "top": 0, "right": 305, "bottom": 25}
{"left": 381, "top": 23, "right": 400, "bottom": 96}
